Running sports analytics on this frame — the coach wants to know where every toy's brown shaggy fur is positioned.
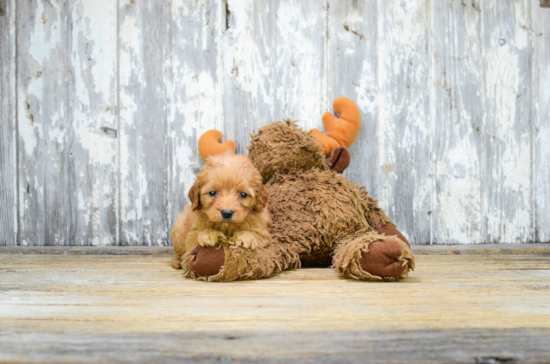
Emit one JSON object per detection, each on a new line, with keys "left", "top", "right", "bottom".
{"left": 171, "top": 153, "right": 272, "bottom": 273}
{"left": 182, "top": 121, "right": 414, "bottom": 281}
{"left": 182, "top": 121, "right": 415, "bottom": 282}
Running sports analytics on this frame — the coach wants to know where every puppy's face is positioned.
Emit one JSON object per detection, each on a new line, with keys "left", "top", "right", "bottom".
{"left": 189, "top": 153, "right": 268, "bottom": 225}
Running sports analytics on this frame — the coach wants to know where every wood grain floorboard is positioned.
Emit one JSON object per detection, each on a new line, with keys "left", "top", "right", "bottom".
{"left": 0, "top": 252, "right": 549, "bottom": 363}
{"left": 1, "top": 244, "right": 549, "bottom": 256}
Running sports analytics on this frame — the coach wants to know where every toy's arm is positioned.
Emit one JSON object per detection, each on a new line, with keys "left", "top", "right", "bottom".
{"left": 198, "top": 130, "right": 237, "bottom": 161}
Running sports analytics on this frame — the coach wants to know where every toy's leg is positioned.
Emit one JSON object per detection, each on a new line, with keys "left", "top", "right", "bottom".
{"left": 181, "top": 243, "right": 300, "bottom": 282}
{"left": 377, "top": 223, "right": 410, "bottom": 247}
{"left": 333, "top": 231, "right": 414, "bottom": 281}
{"left": 357, "top": 187, "right": 410, "bottom": 248}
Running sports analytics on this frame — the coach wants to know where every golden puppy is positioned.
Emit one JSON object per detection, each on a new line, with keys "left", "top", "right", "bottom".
{"left": 170, "top": 152, "right": 271, "bottom": 270}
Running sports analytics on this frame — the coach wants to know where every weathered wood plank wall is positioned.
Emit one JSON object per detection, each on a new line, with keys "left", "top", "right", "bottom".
{"left": 432, "top": 0, "right": 484, "bottom": 244}
{"left": 17, "top": 0, "right": 70, "bottom": 245}
{"left": 69, "top": 0, "right": 118, "bottom": 246}
{"left": 533, "top": 0, "right": 550, "bottom": 242}
{"left": 0, "top": 0, "right": 16, "bottom": 246}
{"left": 0, "top": 0, "right": 548, "bottom": 246}
{"left": 483, "top": 1, "right": 533, "bottom": 244}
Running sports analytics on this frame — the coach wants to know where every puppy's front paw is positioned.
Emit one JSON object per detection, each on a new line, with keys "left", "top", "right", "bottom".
{"left": 198, "top": 230, "right": 225, "bottom": 247}
{"left": 231, "top": 231, "right": 266, "bottom": 250}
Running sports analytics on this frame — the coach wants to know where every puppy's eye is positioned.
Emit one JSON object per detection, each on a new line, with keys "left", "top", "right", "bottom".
{"left": 209, "top": 190, "right": 217, "bottom": 197}
{"left": 240, "top": 192, "right": 248, "bottom": 198}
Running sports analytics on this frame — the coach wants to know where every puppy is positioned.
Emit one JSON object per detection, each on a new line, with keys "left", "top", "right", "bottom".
{"left": 170, "top": 152, "right": 271, "bottom": 269}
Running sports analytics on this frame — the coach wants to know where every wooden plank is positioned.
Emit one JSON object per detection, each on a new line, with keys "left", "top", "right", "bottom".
{"left": 0, "top": 246, "right": 174, "bottom": 255}
{"left": 0, "top": 0, "right": 16, "bottom": 246}
{"left": 482, "top": 0, "right": 533, "bottom": 243}
{"left": 326, "top": 1, "right": 381, "bottom": 206}
{"left": 67, "top": 0, "right": 118, "bottom": 246}
{"left": 376, "top": 1, "right": 432, "bottom": 244}
{"left": 1, "top": 243, "right": 550, "bottom": 256}
{"left": 4, "top": 1, "right": 547, "bottom": 247}
{"left": 541, "top": 0, "right": 550, "bottom": 8}
{"left": 431, "top": 0, "right": 484, "bottom": 244}
{"left": 412, "top": 243, "right": 550, "bottom": 255}
{"left": 1, "top": 329, "right": 549, "bottom": 363}
{"left": 222, "top": 0, "right": 326, "bottom": 151}
{"left": 0, "top": 253, "right": 549, "bottom": 363}
{"left": 166, "top": 0, "right": 223, "bottom": 227}
{"left": 17, "top": 0, "right": 71, "bottom": 245}
{"left": 0, "top": 254, "right": 549, "bottom": 333}
{"left": 118, "top": 0, "right": 171, "bottom": 245}
{"left": 533, "top": 0, "right": 550, "bottom": 242}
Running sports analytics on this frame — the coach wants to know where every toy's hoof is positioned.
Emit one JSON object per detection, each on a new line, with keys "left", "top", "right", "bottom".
{"left": 377, "top": 224, "right": 410, "bottom": 247}
{"left": 360, "top": 239, "right": 407, "bottom": 278}
{"left": 189, "top": 246, "right": 225, "bottom": 277}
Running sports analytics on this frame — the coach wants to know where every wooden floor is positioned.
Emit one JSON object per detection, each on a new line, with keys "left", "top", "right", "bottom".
{"left": 1, "top": 245, "right": 550, "bottom": 363}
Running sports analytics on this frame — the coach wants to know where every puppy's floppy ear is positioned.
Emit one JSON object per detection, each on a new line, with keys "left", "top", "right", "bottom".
{"left": 188, "top": 179, "right": 201, "bottom": 210}
{"left": 253, "top": 184, "right": 269, "bottom": 212}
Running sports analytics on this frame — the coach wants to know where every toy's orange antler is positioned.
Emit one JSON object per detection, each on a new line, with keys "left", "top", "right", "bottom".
{"left": 311, "top": 97, "right": 361, "bottom": 156}
{"left": 198, "top": 130, "right": 237, "bottom": 161}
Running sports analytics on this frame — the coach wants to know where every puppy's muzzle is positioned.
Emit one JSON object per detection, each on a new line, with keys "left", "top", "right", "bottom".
{"left": 221, "top": 209, "right": 234, "bottom": 220}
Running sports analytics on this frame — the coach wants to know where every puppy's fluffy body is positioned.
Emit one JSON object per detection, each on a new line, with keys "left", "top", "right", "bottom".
{"left": 171, "top": 152, "right": 271, "bottom": 269}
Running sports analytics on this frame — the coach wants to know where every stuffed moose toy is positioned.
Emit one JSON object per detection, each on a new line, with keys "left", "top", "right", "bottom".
{"left": 172, "top": 98, "right": 415, "bottom": 282}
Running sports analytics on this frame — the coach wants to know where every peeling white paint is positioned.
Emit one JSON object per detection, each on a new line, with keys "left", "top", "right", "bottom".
{"left": 28, "top": 1, "right": 62, "bottom": 64}
{"left": 18, "top": 112, "right": 38, "bottom": 157}
{"left": 484, "top": 2, "right": 532, "bottom": 243}
{"left": 223, "top": 0, "right": 325, "bottom": 143}
{"left": 355, "top": 60, "right": 377, "bottom": 116}
{"left": 4, "top": 0, "right": 548, "bottom": 247}
{"left": 79, "top": 131, "right": 116, "bottom": 165}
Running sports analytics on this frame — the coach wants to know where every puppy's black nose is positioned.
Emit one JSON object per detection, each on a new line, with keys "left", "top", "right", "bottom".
{"left": 221, "top": 209, "right": 234, "bottom": 219}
